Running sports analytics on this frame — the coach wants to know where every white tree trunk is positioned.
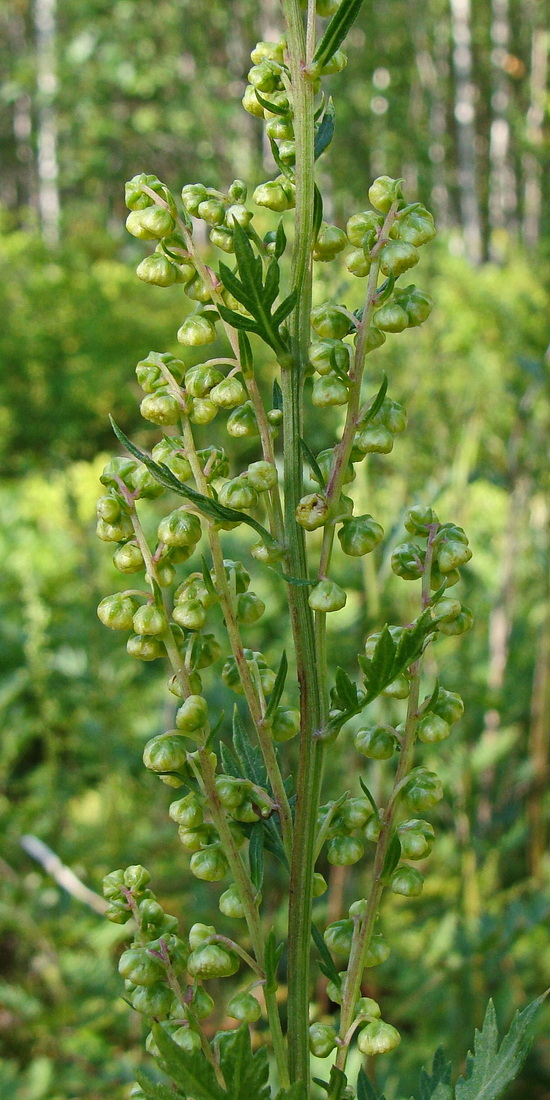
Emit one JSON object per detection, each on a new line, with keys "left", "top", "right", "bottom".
{"left": 450, "top": 0, "right": 482, "bottom": 263}
{"left": 35, "top": 0, "right": 60, "bottom": 247}
{"left": 488, "top": 0, "right": 516, "bottom": 258}
{"left": 522, "top": 27, "right": 548, "bottom": 250}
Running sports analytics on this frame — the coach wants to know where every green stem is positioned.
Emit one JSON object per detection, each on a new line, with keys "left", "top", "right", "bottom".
{"left": 335, "top": 528, "right": 438, "bottom": 1071}
{"left": 280, "top": 1, "right": 325, "bottom": 1088}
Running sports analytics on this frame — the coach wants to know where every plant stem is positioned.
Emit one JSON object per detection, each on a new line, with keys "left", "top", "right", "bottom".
{"left": 335, "top": 528, "right": 438, "bottom": 1070}
{"left": 280, "top": 1, "right": 325, "bottom": 1088}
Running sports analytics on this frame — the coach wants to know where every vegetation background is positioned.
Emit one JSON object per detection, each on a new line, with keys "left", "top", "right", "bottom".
{"left": 0, "top": 0, "right": 549, "bottom": 1097}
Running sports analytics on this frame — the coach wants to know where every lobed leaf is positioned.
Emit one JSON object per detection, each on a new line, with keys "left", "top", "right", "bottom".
{"left": 417, "top": 1046, "right": 452, "bottom": 1100}
{"left": 134, "top": 1070, "right": 186, "bottom": 1100}
{"left": 217, "top": 1024, "right": 270, "bottom": 1100}
{"left": 151, "top": 1024, "right": 225, "bottom": 1100}
{"left": 454, "top": 994, "right": 548, "bottom": 1100}
{"left": 311, "top": 923, "right": 341, "bottom": 987}
{"left": 357, "top": 1068, "right": 386, "bottom": 1100}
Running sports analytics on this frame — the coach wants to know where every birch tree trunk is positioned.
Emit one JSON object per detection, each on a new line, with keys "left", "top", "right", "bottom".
{"left": 3, "top": 6, "right": 36, "bottom": 212}
{"left": 35, "top": 0, "right": 60, "bottom": 247}
{"left": 450, "top": 0, "right": 483, "bottom": 263}
{"left": 522, "top": 25, "right": 548, "bottom": 250}
{"left": 488, "top": 0, "right": 516, "bottom": 258}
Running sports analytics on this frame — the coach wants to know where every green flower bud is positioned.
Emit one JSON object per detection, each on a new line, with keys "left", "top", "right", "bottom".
{"left": 104, "top": 901, "right": 131, "bottom": 923}
{"left": 316, "top": 0, "right": 340, "bottom": 14}
{"left": 96, "top": 515, "right": 134, "bottom": 543}
{"left": 250, "top": 40, "right": 285, "bottom": 64}
{"left": 181, "top": 183, "right": 208, "bottom": 214}
{"left": 125, "top": 173, "right": 165, "bottom": 211}
{"left": 277, "top": 140, "right": 296, "bottom": 165}
{"left": 136, "top": 254, "right": 177, "bottom": 286}
{"left": 140, "top": 392, "right": 181, "bottom": 426}
{"left": 172, "top": 599, "right": 206, "bottom": 632}
{"left": 130, "top": 603, "right": 165, "bottom": 638}
{"left": 266, "top": 115, "right": 294, "bottom": 140}
{"left": 345, "top": 248, "right": 372, "bottom": 277}
{"left": 364, "top": 325, "right": 386, "bottom": 351}
{"left": 364, "top": 933, "right": 390, "bottom": 967}
{"left": 174, "top": 694, "right": 208, "bottom": 733}
{"left": 100, "top": 456, "right": 139, "bottom": 490}
{"left": 309, "top": 1023, "right": 338, "bottom": 1057}
{"left": 187, "top": 943, "right": 238, "bottom": 978}
{"left": 242, "top": 84, "right": 265, "bottom": 117}
{"left": 346, "top": 210, "right": 381, "bottom": 247}
{"left": 178, "top": 824, "right": 217, "bottom": 851}
{"left": 402, "top": 768, "right": 443, "bottom": 812}
{"left": 326, "top": 972, "right": 346, "bottom": 1003}
{"left": 313, "top": 222, "right": 347, "bottom": 261}
{"left": 130, "top": 982, "right": 176, "bottom": 1018}
{"left": 218, "top": 477, "right": 258, "bottom": 512}
{"left": 353, "top": 424, "right": 394, "bottom": 454}
{"left": 382, "top": 673, "right": 409, "bottom": 699}
{"left": 390, "top": 865, "right": 424, "bottom": 896}
{"left": 430, "top": 597, "right": 462, "bottom": 624}
{"left": 158, "top": 510, "right": 201, "bottom": 548}
{"left": 226, "top": 992, "right": 262, "bottom": 1023}
{"left": 267, "top": 407, "right": 283, "bottom": 426}
{"left": 184, "top": 365, "right": 224, "bottom": 398}
{"left": 416, "top": 713, "right": 451, "bottom": 744}
{"left": 341, "top": 797, "right": 372, "bottom": 830}
{"left": 262, "top": 91, "right": 291, "bottom": 117}
{"left": 431, "top": 688, "right": 464, "bottom": 724}
{"left": 248, "top": 59, "right": 282, "bottom": 93}
{"left": 113, "top": 542, "right": 144, "bottom": 574}
{"left": 374, "top": 302, "right": 409, "bottom": 333}
{"left": 169, "top": 793, "right": 204, "bottom": 827}
{"left": 97, "top": 594, "right": 139, "bottom": 631}
{"left": 209, "top": 226, "right": 235, "bottom": 253}
{"left": 177, "top": 315, "right": 217, "bottom": 346}
{"left": 309, "top": 339, "right": 351, "bottom": 376}
{"left": 126, "top": 208, "right": 171, "bottom": 241}
{"left": 143, "top": 734, "right": 188, "bottom": 773}
{"left": 308, "top": 579, "right": 347, "bottom": 613}
{"left": 368, "top": 175, "right": 404, "bottom": 213}
{"left": 184, "top": 273, "right": 213, "bottom": 304}
{"left": 188, "top": 922, "right": 216, "bottom": 949}
{"left": 190, "top": 847, "right": 229, "bottom": 882}
{"left": 118, "top": 947, "right": 164, "bottom": 987}
{"left": 338, "top": 514, "right": 383, "bottom": 556}
{"left": 253, "top": 180, "right": 290, "bottom": 212}
{"left": 437, "top": 606, "right": 474, "bottom": 635}
{"left": 226, "top": 400, "right": 259, "bottom": 437}
{"left": 271, "top": 706, "right": 300, "bottom": 742}
{"left": 175, "top": 573, "right": 216, "bottom": 608}
{"left": 197, "top": 198, "right": 226, "bottom": 226}
{"left": 123, "top": 864, "right": 151, "bottom": 891}
{"left": 215, "top": 775, "right": 246, "bottom": 810}
{"left": 312, "top": 450, "right": 354, "bottom": 488}
{"left": 312, "top": 373, "right": 349, "bottom": 407}
{"left": 138, "top": 898, "right": 165, "bottom": 927}
{"left": 188, "top": 397, "right": 216, "bottom": 425}
{"left": 324, "top": 919, "right": 354, "bottom": 956}
{"left": 358, "top": 1020, "right": 401, "bottom": 1055}
{"left": 310, "top": 302, "right": 351, "bottom": 340}
{"left": 231, "top": 799, "right": 260, "bottom": 823}
{"left": 188, "top": 985, "right": 215, "bottom": 1019}
{"left": 391, "top": 542, "right": 425, "bottom": 579}
{"left": 226, "top": 202, "right": 252, "bottom": 228}
{"left": 379, "top": 240, "right": 420, "bottom": 276}
{"left": 102, "top": 869, "right": 126, "bottom": 900}
{"left": 355, "top": 725, "right": 396, "bottom": 760}
{"left": 96, "top": 493, "right": 122, "bottom": 523}
{"left": 188, "top": 633, "right": 222, "bottom": 669}
{"left": 236, "top": 592, "right": 266, "bottom": 624}
{"left": 435, "top": 539, "right": 472, "bottom": 574}
{"left": 395, "top": 205, "right": 436, "bottom": 246}
{"left": 170, "top": 1027, "right": 202, "bottom": 1054}
{"left": 394, "top": 284, "right": 433, "bottom": 327}
{"left": 295, "top": 492, "right": 329, "bottom": 530}
{"left": 209, "top": 377, "right": 247, "bottom": 409}
{"left": 219, "top": 884, "right": 246, "bottom": 919}
{"left": 246, "top": 460, "right": 278, "bottom": 491}
{"left": 250, "top": 539, "right": 284, "bottom": 563}
{"left": 355, "top": 996, "right": 382, "bottom": 1019}
{"left": 327, "top": 835, "right": 365, "bottom": 866}
{"left": 321, "top": 48, "right": 347, "bottom": 74}
{"left": 404, "top": 504, "right": 439, "bottom": 535}
{"left": 313, "top": 872, "right": 328, "bottom": 897}
{"left": 398, "top": 819, "right": 435, "bottom": 860}
{"left": 364, "top": 814, "right": 382, "bottom": 842}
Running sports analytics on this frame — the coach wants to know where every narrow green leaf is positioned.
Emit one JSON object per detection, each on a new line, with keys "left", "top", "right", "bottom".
{"left": 274, "top": 220, "right": 287, "bottom": 259}
{"left": 417, "top": 1045, "right": 452, "bottom": 1100}
{"left": 200, "top": 555, "right": 218, "bottom": 600}
{"left": 419, "top": 678, "right": 440, "bottom": 718}
{"left": 359, "top": 778, "right": 379, "bottom": 818}
{"left": 311, "top": 923, "right": 341, "bottom": 987}
{"left": 300, "top": 436, "right": 326, "bottom": 487}
{"left": 334, "top": 667, "right": 359, "bottom": 710}
{"left": 314, "top": 97, "right": 336, "bottom": 160}
{"left": 110, "top": 418, "right": 276, "bottom": 546}
{"left": 264, "top": 928, "right": 283, "bottom": 993}
{"left": 358, "top": 1068, "right": 384, "bottom": 1100}
{"left": 272, "top": 378, "right": 283, "bottom": 410}
{"left": 232, "top": 707, "right": 267, "bottom": 787}
{"left": 264, "top": 257, "right": 281, "bottom": 309}
{"left": 134, "top": 1070, "right": 186, "bottom": 1100}
{"left": 326, "top": 1065, "right": 349, "bottom": 1100}
{"left": 363, "top": 625, "right": 396, "bottom": 701}
{"left": 217, "top": 1024, "right": 270, "bottom": 1100}
{"left": 238, "top": 330, "right": 254, "bottom": 373}
{"left": 217, "top": 303, "right": 263, "bottom": 337}
{"left": 268, "top": 136, "right": 296, "bottom": 182}
{"left": 312, "top": 0, "right": 365, "bottom": 69}
{"left": 374, "top": 273, "right": 396, "bottom": 305}
{"left": 381, "top": 832, "right": 402, "bottom": 881}
{"left": 455, "top": 993, "right": 548, "bottom": 1100}
{"left": 265, "top": 650, "right": 288, "bottom": 721}
{"left": 248, "top": 822, "right": 264, "bottom": 891}
{"left": 313, "top": 184, "right": 324, "bottom": 241}
{"left": 218, "top": 261, "right": 255, "bottom": 312}
{"left": 272, "top": 289, "right": 298, "bottom": 327}
{"left": 151, "top": 1024, "right": 224, "bottom": 1100}
{"left": 220, "top": 741, "right": 242, "bottom": 779}
{"left": 254, "top": 89, "right": 288, "bottom": 116}
{"left": 359, "top": 374, "right": 388, "bottom": 428}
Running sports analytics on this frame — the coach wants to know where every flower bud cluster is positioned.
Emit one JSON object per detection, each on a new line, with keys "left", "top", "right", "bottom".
{"left": 391, "top": 508, "right": 474, "bottom": 632}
